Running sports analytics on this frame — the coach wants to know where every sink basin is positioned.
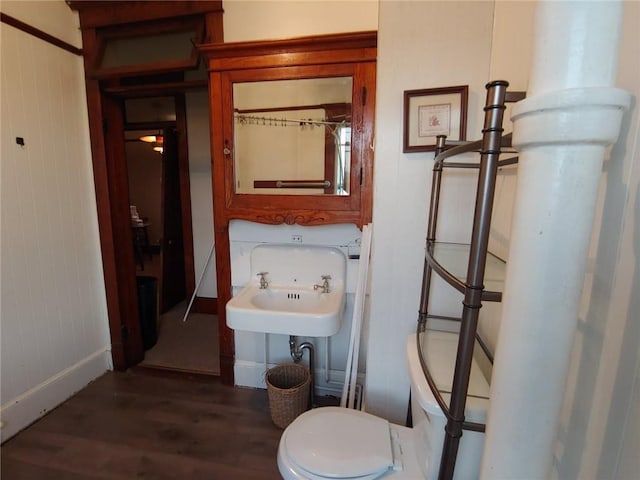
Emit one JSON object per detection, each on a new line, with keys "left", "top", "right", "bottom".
{"left": 226, "top": 244, "right": 346, "bottom": 336}
{"left": 227, "top": 283, "right": 345, "bottom": 336}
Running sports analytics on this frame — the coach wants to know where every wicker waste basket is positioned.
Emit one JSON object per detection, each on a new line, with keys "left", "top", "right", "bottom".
{"left": 266, "top": 363, "right": 311, "bottom": 428}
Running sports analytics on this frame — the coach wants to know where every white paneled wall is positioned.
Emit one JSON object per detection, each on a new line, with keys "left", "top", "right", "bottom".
{"left": 222, "top": 0, "right": 378, "bottom": 43}
{"left": 0, "top": 7, "right": 111, "bottom": 441}
{"left": 367, "top": 0, "right": 495, "bottom": 424}
{"left": 0, "top": 0, "right": 80, "bottom": 46}
{"left": 186, "top": 90, "right": 217, "bottom": 297}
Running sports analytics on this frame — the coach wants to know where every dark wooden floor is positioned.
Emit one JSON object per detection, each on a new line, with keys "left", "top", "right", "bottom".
{"left": 1, "top": 369, "right": 283, "bottom": 479}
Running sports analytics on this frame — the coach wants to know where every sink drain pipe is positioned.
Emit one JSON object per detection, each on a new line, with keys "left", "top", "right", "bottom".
{"left": 290, "top": 336, "right": 315, "bottom": 408}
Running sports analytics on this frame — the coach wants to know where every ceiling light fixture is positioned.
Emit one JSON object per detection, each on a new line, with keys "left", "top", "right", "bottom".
{"left": 139, "top": 132, "right": 164, "bottom": 154}
{"left": 139, "top": 134, "right": 164, "bottom": 144}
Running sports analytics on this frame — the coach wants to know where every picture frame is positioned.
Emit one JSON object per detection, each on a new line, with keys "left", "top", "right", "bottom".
{"left": 403, "top": 85, "right": 469, "bottom": 153}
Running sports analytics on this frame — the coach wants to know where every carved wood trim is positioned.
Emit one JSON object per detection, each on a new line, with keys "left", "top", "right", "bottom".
{"left": 249, "top": 211, "right": 335, "bottom": 226}
{"left": 225, "top": 209, "right": 362, "bottom": 226}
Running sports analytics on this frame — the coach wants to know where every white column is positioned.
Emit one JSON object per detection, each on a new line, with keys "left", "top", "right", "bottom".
{"left": 480, "top": 2, "right": 630, "bottom": 479}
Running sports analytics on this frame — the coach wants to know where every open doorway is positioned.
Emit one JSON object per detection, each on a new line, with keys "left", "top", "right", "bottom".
{"left": 68, "top": 0, "right": 228, "bottom": 380}
{"left": 123, "top": 96, "right": 219, "bottom": 376}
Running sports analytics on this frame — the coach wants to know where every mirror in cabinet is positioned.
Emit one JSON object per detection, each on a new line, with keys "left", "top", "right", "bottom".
{"left": 200, "top": 31, "right": 376, "bottom": 225}
{"left": 233, "top": 76, "right": 353, "bottom": 196}
{"left": 198, "top": 32, "right": 377, "bottom": 383}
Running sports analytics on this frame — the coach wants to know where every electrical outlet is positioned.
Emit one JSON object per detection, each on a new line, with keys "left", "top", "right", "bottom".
{"left": 291, "top": 235, "right": 303, "bottom": 243}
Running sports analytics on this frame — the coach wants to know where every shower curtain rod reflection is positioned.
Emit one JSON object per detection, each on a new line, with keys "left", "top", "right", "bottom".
{"left": 234, "top": 113, "right": 349, "bottom": 129}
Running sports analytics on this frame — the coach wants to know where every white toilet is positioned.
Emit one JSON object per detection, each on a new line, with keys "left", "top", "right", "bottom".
{"left": 277, "top": 332, "right": 490, "bottom": 479}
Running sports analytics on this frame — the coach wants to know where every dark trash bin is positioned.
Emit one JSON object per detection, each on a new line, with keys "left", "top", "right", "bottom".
{"left": 136, "top": 276, "right": 158, "bottom": 350}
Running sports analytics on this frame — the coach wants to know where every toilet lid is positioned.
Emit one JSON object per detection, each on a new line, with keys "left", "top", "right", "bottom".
{"left": 285, "top": 407, "right": 393, "bottom": 478}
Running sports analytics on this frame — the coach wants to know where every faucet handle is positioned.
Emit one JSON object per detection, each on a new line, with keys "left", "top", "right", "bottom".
{"left": 257, "top": 272, "right": 269, "bottom": 289}
{"left": 315, "top": 275, "right": 331, "bottom": 294}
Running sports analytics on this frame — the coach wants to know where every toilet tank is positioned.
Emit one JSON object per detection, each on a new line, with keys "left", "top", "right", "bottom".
{"left": 406, "top": 333, "right": 489, "bottom": 479}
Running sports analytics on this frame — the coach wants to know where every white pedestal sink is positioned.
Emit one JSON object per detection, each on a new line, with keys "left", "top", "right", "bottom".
{"left": 226, "top": 244, "right": 346, "bottom": 336}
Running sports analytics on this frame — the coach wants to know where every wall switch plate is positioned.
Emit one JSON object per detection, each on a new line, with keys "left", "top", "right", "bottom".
{"left": 291, "top": 235, "right": 303, "bottom": 243}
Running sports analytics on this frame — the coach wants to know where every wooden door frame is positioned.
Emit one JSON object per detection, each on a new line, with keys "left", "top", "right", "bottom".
{"left": 72, "top": 1, "right": 227, "bottom": 380}
{"left": 100, "top": 92, "right": 145, "bottom": 367}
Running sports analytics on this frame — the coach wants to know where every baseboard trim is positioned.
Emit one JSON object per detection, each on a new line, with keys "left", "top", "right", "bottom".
{"left": 0, "top": 347, "right": 112, "bottom": 443}
{"left": 233, "top": 360, "right": 364, "bottom": 399}
{"left": 192, "top": 296, "right": 217, "bottom": 315}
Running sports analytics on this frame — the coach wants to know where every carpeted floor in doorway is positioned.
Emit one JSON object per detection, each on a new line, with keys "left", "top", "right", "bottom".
{"left": 141, "top": 301, "right": 220, "bottom": 375}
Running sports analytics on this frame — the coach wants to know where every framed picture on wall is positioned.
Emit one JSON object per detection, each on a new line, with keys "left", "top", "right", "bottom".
{"left": 403, "top": 85, "right": 468, "bottom": 153}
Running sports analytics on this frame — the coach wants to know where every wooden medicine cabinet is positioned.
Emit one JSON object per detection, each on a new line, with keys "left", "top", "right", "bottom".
{"left": 199, "top": 32, "right": 377, "bottom": 382}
